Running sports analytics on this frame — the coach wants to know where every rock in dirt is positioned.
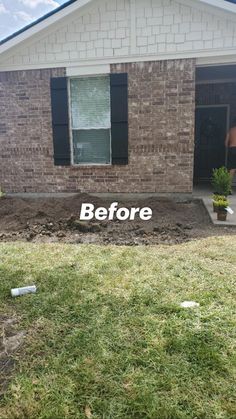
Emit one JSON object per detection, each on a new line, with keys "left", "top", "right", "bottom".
{"left": 67, "top": 217, "right": 90, "bottom": 232}
{"left": 67, "top": 217, "right": 102, "bottom": 233}
{"left": 57, "top": 231, "right": 66, "bottom": 238}
{"left": 89, "top": 223, "right": 102, "bottom": 233}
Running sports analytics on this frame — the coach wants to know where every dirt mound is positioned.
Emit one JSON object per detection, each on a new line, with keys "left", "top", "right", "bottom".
{"left": 0, "top": 194, "right": 233, "bottom": 245}
{"left": 0, "top": 193, "right": 102, "bottom": 231}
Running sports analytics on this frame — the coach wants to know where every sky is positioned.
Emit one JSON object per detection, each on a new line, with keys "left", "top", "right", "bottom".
{"left": 0, "top": 0, "right": 68, "bottom": 41}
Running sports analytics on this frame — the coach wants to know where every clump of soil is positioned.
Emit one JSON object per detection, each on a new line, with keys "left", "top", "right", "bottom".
{"left": 0, "top": 194, "right": 234, "bottom": 245}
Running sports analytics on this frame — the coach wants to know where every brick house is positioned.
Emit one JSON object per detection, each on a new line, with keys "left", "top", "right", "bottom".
{"left": 1, "top": 0, "right": 236, "bottom": 194}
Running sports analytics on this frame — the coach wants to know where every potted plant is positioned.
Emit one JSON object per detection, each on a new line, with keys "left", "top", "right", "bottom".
{"left": 214, "top": 198, "right": 229, "bottom": 221}
{"left": 212, "top": 194, "right": 225, "bottom": 212}
{"left": 211, "top": 167, "right": 232, "bottom": 197}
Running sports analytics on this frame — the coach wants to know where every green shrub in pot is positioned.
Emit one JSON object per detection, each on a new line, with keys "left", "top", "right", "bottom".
{"left": 212, "top": 194, "right": 227, "bottom": 212}
{"left": 214, "top": 198, "right": 229, "bottom": 222}
{"left": 212, "top": 167, "right": 231, "bottom": 197}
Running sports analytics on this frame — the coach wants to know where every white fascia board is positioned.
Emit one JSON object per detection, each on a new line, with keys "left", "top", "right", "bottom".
{"left": 198, "top": 0, "right": 236, "bottom": 14}
{"left": 0, "top": 0, "right": 92, "bottom": 54}
{"left": 1, "top": 47, "right": 236, "bottom": 72}
{"left": 178, "top": 0, "right": 236, "bottom": 19}
{"left": 196, "top": 54, "right": 236, "bottom": 66}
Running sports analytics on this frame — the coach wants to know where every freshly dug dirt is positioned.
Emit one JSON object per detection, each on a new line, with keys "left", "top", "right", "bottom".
{"left": 0, "top": 194, "right": 235, "bottom": 245}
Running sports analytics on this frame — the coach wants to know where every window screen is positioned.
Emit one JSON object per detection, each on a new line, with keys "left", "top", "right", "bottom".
{"left": 70, "top": 76, "right": 111, "bottom": 165}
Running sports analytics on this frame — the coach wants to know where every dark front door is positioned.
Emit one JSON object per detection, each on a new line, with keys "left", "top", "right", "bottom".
{"left": 194, "top": 106, "right": 228, "bottom": 182}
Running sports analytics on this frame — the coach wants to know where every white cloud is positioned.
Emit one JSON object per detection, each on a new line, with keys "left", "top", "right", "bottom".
{"left": 0, "top": 0, "right": 63, "bottom": 40}
{"left": 20, "top": 0, "right": 59, "bottom": 9}
{"left": 0, "top": 3, "right": 8, "bottom": 14}
{"left": 15, "top": 11, "right": 34, "bottom": 23}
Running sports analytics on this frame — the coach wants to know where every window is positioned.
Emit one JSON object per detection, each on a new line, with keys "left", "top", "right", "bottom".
{"left": 50, "top": 73, "right": 128, "bottom": 167}
{"left": 70, "top": 76, "right": 111, "bottom": 165}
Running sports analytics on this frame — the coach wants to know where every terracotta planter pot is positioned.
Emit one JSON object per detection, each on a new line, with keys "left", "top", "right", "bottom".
{"left": 217, "top": 210, "right": 227, "bottom": 222}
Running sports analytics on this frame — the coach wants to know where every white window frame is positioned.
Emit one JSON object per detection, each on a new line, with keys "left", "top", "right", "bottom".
{"left": 68, "top": 74, "right": 112, "bottom": 166}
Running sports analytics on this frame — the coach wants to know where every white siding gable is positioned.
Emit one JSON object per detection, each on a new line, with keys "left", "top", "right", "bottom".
{"left": 0, "top": 0, "right": 236, "bottom": 70}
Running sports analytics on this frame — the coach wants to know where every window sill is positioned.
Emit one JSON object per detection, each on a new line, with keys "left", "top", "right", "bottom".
{"left": 71, "top": 164, "right": 112, "bottom": 168}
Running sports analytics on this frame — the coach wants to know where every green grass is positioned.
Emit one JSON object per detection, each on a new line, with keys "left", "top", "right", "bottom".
{"left": 0, "top": 237, "right": 236, "bottom": 418}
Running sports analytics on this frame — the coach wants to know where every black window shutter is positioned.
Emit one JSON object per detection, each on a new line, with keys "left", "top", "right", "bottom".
{"left": 50, "top": 77, "right": 70, "bottom": 166}
{"left": 110, "top": 73, "right": 128, "bottom": 165}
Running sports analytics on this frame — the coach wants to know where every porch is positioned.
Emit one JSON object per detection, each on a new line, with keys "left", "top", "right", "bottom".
{"left": 194, "top": 185, "right": 236, "bottom": 226}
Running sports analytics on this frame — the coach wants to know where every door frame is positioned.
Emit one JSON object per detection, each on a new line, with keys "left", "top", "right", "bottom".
{"left": 194, "top": 104, "right": 230, "bottom": 180}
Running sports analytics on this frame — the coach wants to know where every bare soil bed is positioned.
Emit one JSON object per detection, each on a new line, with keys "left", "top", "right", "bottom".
{"left": 0, "top": 194, "right": 235, "bottom": 245}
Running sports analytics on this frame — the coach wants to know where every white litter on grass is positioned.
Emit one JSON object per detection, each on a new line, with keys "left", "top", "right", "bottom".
{"left": 180, "top": 301, "right": 200, "bottom": 308}
{"left": 11, "top": 285, "right": 37, "bottom": 297}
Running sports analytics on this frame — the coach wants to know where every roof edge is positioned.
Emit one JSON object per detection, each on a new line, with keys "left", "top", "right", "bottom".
{"left": 0, "top": 0, "right": 77, "bottom": 46}
{"left": 198, "top": 0, "right": 236, "bottom": 13}
{"left": 0, "top": 0, "right": 92, "bottom": 54}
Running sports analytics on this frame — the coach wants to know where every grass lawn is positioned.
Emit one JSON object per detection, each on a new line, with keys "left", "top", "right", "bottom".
{"left": 0, "top": 237, "right": 236, "bottom": 418}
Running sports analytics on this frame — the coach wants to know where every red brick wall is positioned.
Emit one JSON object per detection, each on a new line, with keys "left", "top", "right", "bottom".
{"left": 0, "top": 59, "right": 195, "bottom": 193}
